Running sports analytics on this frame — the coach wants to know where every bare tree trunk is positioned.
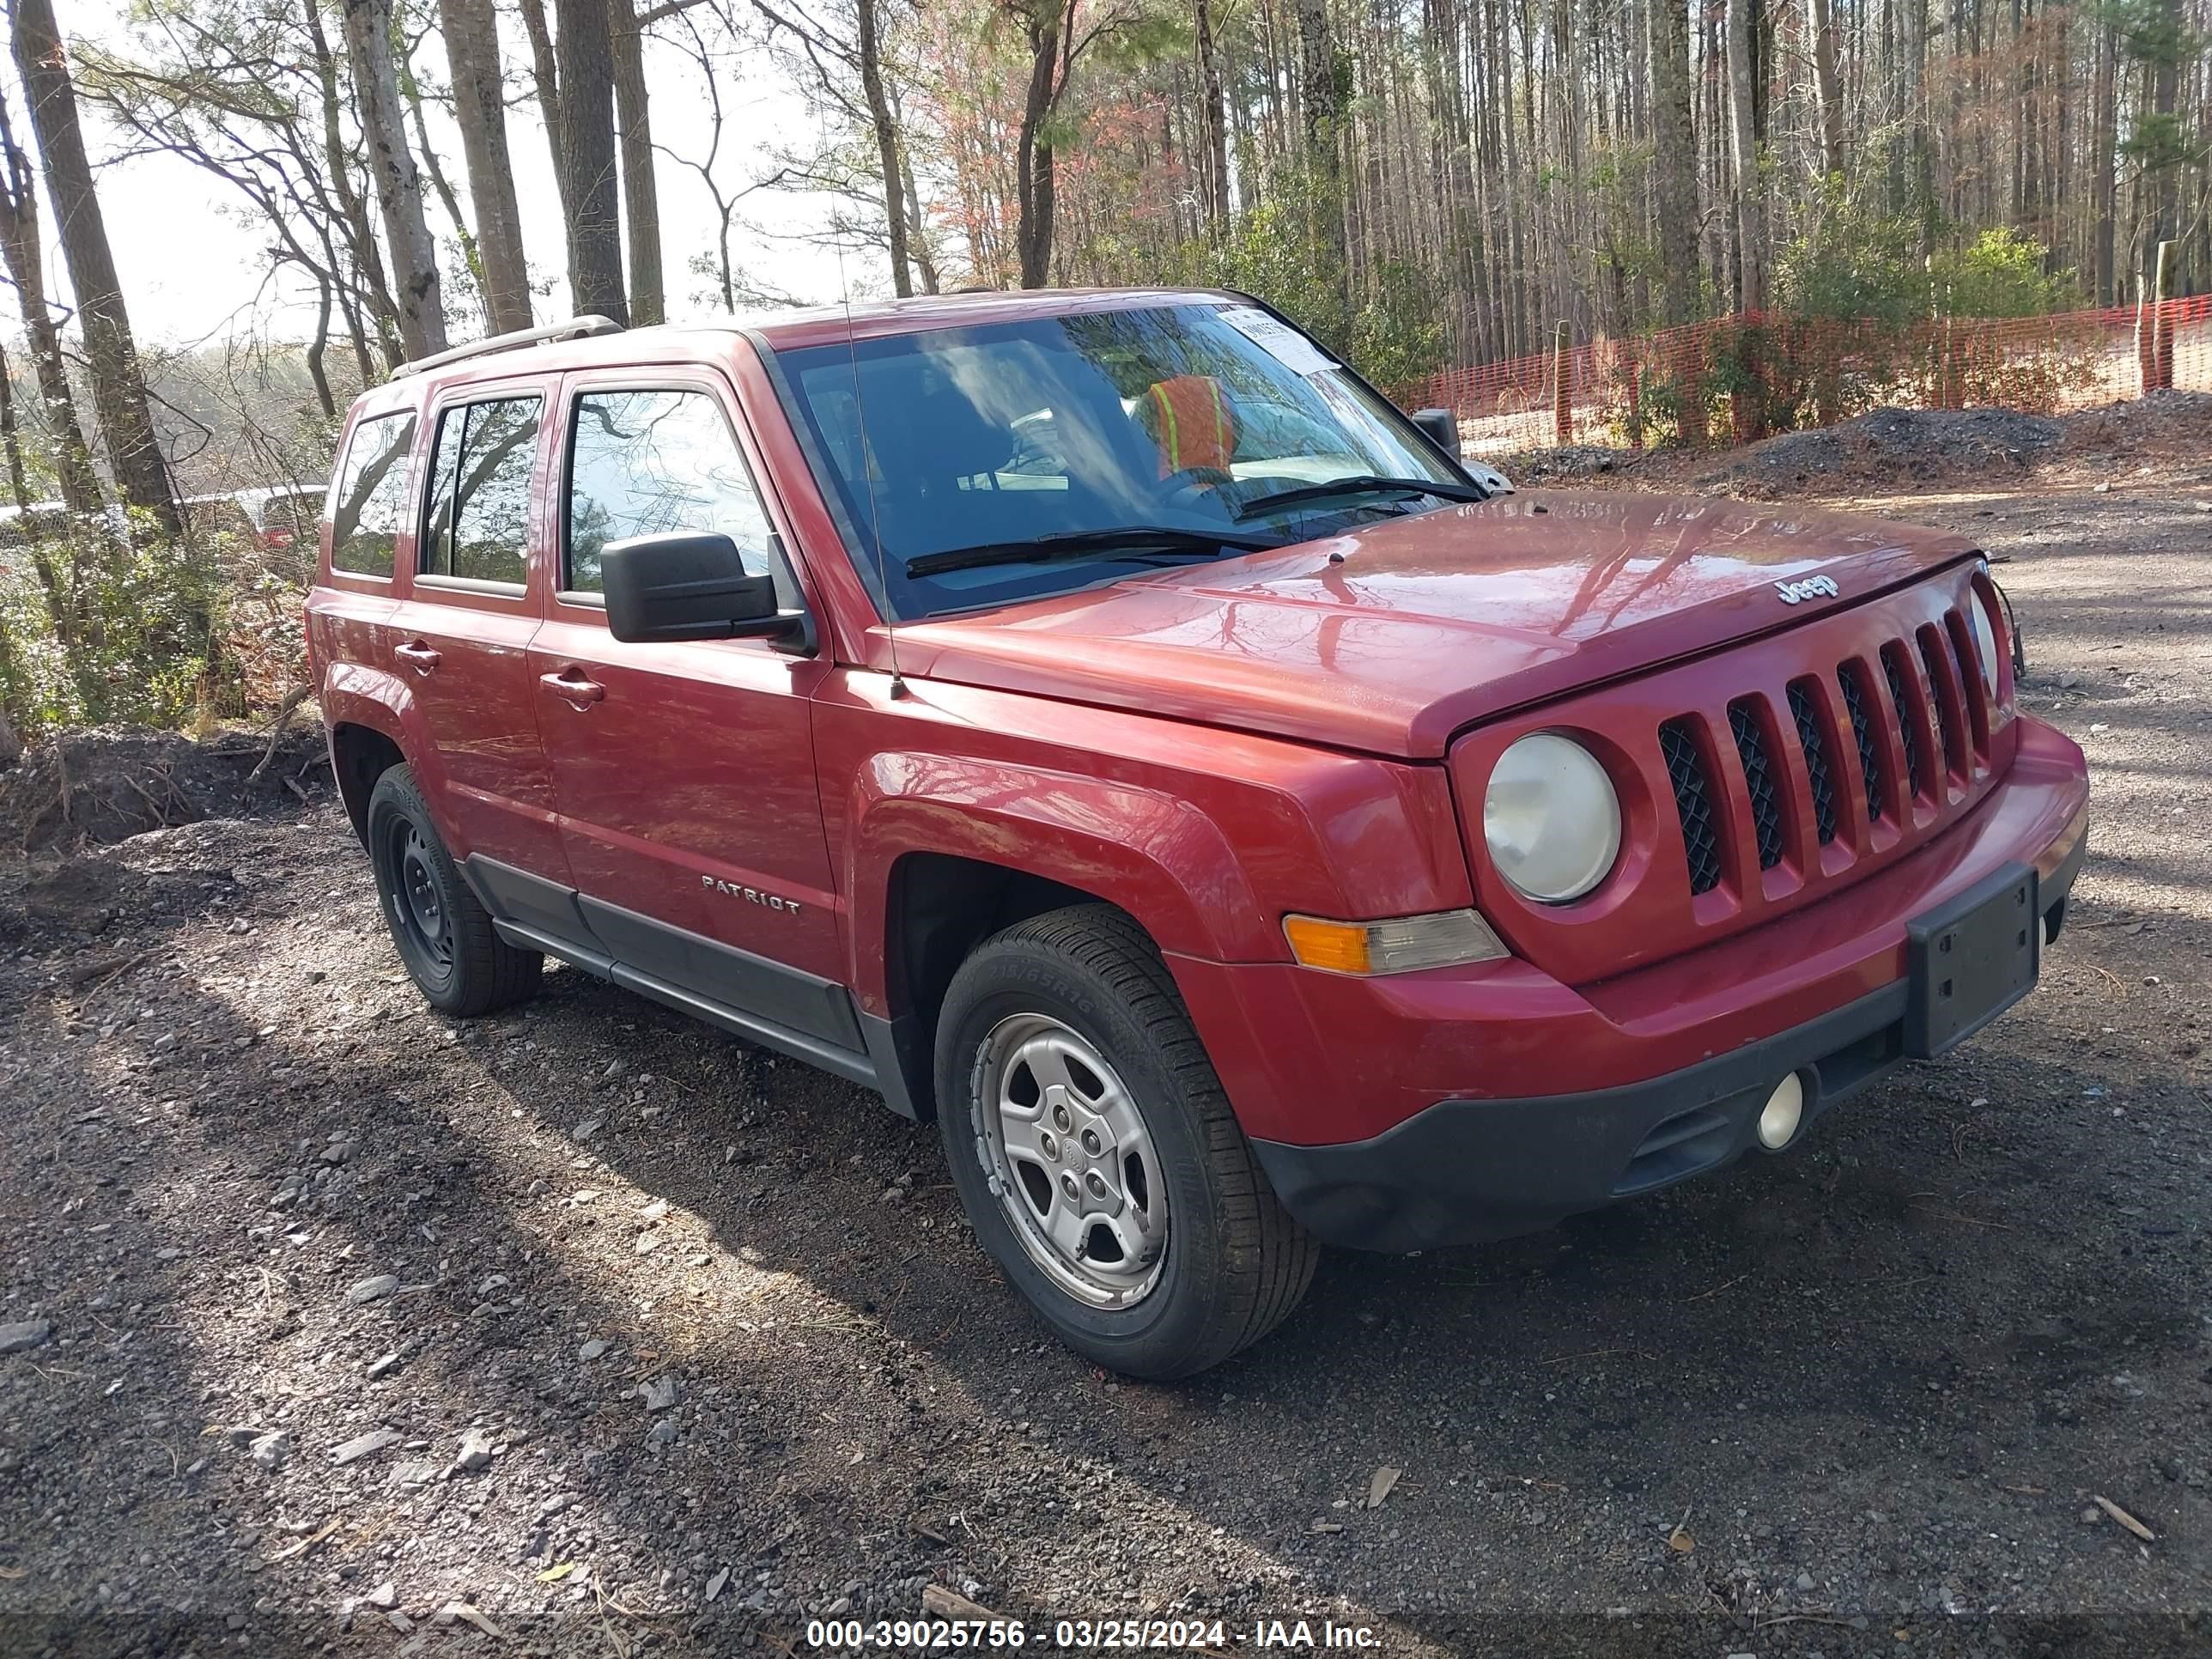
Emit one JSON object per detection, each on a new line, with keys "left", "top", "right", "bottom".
{"left": 440, "top": 0, "right": 533, "bottom": 333}
{"left": 303, "top": 0, "right": 402, "bottom": 370}
{"left": 339, "top": 0, "right": 447, "bottom": 360}
{"left": 1649, "top": 0, "right": 1700, "bottom": 326}
{"left": 0, "top": 378, "right": 26, "bottom": 737}
{"left": 1899, "top": 0, "right": 1934, "bottom": 250}
{"left": 1195, "top": 0, "right": 1231, "bottom": 232}
{"left": 2147, "top": 0, "right": 2181, "bottom": 271}
{"left": 0, "top": 337, "right": 33, "bottom": 514}
{"left": 0, "top": 92, "right": 101, "bottom": 518}
{"left": 1807, "top": 0, "right": 1844, "bottom": 177}
{"left": 857, "top": 0, "right": 913, "bottom": 296}
{"left": 518, "top": 0, "right": 567, "bottom": 193}
{"left": 554, "top": 0, "right": 629, "bottom": 321}
{"left": 0, "top": 333, "right": 78, "bottom": 671}
{"left": 899, "top": 135, "right": 939, "bottom": 292}
{"left": 1012, "top": 0, "right": 1068, "bottom": 289}
{"left": 305, "top": 272, "right": 337, "bottom": 421}
{"left": 610, "top": 0, "right": 663, "bottom": 324}
{"left": 9, "top": 0, "right": 178, "bottom": 532}
{"left": 2092, "top": 20, "right": 2117, "bottom": 303}
{"left": 1295, "top": 0, "right": 1346, "bottom": 315}
{"left": 1725, "top": 0, "right": 1765, "bottom": 310}
{"left": 398, "top": 57, "right": 482, "bottom": 330}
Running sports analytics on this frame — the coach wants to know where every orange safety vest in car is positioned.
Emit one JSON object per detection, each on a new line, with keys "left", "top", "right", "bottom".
{"left": 1146, "top": 376, "right": 1237, "bottom": 477}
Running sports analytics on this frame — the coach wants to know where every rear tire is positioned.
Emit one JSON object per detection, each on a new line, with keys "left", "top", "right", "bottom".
{"left": 934, "top": 903, "right": 1316, "bottom": 1380}
{"left": 365, "top": 764, "right": 541, "bottom": 1017}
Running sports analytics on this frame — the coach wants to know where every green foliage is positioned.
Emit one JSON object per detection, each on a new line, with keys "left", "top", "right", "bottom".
{"left": 1931, "top": 228, "right": 2082, "bottom": 319}
{"left": 1090, "top": 8, "right": 1189, "bottom": 69}
{"left": 1779, "top": 173, "right": 2077, "bottom": 325}
{"left": 1775, "top": 179, "right": 1926, "bottom": 325}
{"left": 1165, "top": 195, "right": 1444, "bottom": 391}
{"left": 1348, "top": 262, "right": 1448, "bottom": 393}
{"left": 2122, "top": 112, "right": 2197, "bottom": 176}
{"left": 0, "top": 519, "right": 283, "bottom": 738}
{"left": 2107, "top": 0, "right": 2200, "bottom": 70}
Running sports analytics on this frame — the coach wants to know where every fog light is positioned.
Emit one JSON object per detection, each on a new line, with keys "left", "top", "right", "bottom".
{"left": 1756, "top": 1075, "right": 1805, "bottom": 1150}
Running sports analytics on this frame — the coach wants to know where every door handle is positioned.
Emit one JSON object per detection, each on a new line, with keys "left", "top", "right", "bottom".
{"left": 394, "top": 640, "right": 441, "bottom": 672}
{"left": 540, "top": 668, "right": 606, "bottom": 705}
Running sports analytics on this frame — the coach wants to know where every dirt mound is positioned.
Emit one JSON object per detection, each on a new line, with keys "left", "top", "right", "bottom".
{"left": 1508, "top": 391, "right": 2212, "bottom": 500}
{"left": 0, "top": 723, "right": 326, "bottom": 854}
{"left": 0, "top": 845, "right": 246, "bottom": 951}
{"left": 1728, "top": 406, "right": 2065, "bottom": 494}
{"left": 2052, "top": 387, "right": 2212, "bottom": 464}
{"left": 1509, "top": 443, "right": 1633, "bottom": 483}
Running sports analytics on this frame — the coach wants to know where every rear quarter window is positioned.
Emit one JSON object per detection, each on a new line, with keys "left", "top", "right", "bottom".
{"left": 329, "top": 412, "right": 417, "bottom": 577}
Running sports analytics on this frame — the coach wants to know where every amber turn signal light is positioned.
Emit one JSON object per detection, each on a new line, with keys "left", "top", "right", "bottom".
{"left": 1282, "top": 909, "right": 1509, "bottom": 975}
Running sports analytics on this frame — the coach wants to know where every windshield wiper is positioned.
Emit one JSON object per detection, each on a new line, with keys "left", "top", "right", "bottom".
{"left": 904, "top": 525, "right": 1276, "bottom": 577}
{"left": 1231, "top": 475, "right": 1489, "bottom": 521}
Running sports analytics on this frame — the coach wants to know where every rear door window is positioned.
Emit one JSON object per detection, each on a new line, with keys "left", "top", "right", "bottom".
{"left": 421, "top": 395, "right": 543, "bottom": 586}
{"left": 563, "top": 387, "right": 787, "bottom": 602}
{"left": 329, "top": 412, "right": 416, "bottom": 577}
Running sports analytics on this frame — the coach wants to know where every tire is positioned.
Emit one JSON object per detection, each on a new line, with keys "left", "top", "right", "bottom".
{"left": 364, "top": 763, "right": 541, "bottom": 1017}
{"left": 934, "top": 903, "right": 1317, "bottom": 1380}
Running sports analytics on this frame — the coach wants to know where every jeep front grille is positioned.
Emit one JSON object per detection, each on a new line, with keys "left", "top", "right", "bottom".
{"left": 1657, "top": 608, "right": 1990, "bottom": 896}
{"left": 1920, "top": 625, "right": 1969, "bottom": 780}
{"left": 1837, "top": 660, "right": 1885, "bottom": 822}
{"left": 1658, "top": 719, "right": 1723, "bottom": 896}
{"left": 1881, "top": 643, "right": 1928, "bottom": 803}
{"left": 1786, "top": 680, "right": 1838, "bottom": 845}
{"left": 1728, "top": 700, "right": 1785, "bottom": 871}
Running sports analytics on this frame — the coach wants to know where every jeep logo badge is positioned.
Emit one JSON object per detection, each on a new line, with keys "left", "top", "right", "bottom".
{"left": 1774, "top": 574, "right": 1840, "bottom": 605}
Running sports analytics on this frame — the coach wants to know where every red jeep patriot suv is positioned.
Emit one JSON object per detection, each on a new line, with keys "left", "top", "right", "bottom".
{"left": 308, "top": 290, "right": 2089, "bottom": 1379}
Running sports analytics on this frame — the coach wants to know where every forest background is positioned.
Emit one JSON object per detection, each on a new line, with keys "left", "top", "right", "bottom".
{"left": 0, "top": 0, "right": 2201, "bottom": 737}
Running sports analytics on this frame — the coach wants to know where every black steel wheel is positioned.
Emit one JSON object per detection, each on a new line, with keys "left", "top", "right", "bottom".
{"left": 364, "top": 764, "right": 540, "bottom": 1016}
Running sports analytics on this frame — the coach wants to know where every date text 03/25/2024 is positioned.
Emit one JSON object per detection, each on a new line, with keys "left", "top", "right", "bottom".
{"left": 803, "top": 1617, "right": 1382, "bottom": 1650}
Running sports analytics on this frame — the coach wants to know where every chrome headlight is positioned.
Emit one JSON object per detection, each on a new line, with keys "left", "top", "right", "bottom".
{"left": 1969, "top": 585, "right": 2002, "bottom": 693}
{"left": 1482, "top": 734, "right": 1621, "bottom": 903}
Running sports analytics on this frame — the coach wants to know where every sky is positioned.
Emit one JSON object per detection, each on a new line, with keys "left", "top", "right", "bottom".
{"left": 68, "top": 1, "right": 880, "bottom": 351}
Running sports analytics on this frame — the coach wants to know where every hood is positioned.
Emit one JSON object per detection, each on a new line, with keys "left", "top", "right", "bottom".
{"left": 887, "top": 491, "right": 1981, "bottom": 758}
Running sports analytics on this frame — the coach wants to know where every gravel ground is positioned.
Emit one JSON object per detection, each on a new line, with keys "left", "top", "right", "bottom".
{"left": 0, "top": 434, "right": 2208, "bottom": 1656}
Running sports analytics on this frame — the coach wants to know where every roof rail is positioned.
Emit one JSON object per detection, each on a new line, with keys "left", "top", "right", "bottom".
{"left": 389, "top": 315, "right": 623, "bottom": 380}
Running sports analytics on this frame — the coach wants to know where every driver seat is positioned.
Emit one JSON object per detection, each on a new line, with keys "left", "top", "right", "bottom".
{"left": 1141, "top": 375, "right": 1238, "bottom": 478}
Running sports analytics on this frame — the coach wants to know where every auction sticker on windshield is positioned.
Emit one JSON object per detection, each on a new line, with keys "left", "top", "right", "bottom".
{"left": 1217, "top": 304, "right": 1336, "bottom": 377}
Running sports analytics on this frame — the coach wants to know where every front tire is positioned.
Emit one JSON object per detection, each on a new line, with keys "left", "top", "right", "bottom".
{"left": 365, "top": 764, "right": 541, "bottom": 1017}
{"left": 935, "top": 904, "right": 1316, "bottom": 1379}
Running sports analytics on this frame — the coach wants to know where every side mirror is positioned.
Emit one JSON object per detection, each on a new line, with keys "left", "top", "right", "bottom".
{"left": 600, "top": 532, "right": 805, "bottom": 647}
{"left": 1411, "top": 407, "right": 1462, "bottom": 460}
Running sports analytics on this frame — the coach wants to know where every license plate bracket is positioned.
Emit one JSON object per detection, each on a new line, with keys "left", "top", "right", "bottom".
{"left": 1905, "top": 862, "right": 2039, "bottom": 1059}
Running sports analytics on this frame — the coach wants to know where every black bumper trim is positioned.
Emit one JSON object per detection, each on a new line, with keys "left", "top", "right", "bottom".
{"left": 1252, "top": 842, "right": 2083, "bottom": 1254}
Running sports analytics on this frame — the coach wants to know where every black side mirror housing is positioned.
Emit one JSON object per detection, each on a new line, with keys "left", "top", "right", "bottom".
{"left": 599, "top": 532, "right": 807, "bottom": 647}
{"left": 1412, "top": 407, "right": 1462, "bottom": 460}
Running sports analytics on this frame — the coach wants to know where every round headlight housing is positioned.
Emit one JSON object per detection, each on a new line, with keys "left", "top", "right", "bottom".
{"left": 1482, "top": 734, "right": 1622, "bottom": 904}
{"left": 1969, "top": 585, "right": 2002, "bottom": 693}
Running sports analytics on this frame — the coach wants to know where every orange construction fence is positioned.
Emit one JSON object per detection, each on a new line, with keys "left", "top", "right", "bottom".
{"left": 1409, "top": 298, "right": 2212, "bottom": 458}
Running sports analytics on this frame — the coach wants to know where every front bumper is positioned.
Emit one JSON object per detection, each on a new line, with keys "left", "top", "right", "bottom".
{"left": 1170, "top": 716, "right": 2088, "bottom": 1253}
{"left": 1256, "top": 838, "right": 2079, "bottom": 1252}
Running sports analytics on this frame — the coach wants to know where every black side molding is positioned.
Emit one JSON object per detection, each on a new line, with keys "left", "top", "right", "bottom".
{"left": 459, "top": 854, "right": 900, "bottom": 1108}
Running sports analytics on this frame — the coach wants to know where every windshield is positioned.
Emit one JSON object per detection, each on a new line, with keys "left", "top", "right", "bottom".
{"left": 773, "top": 301, "right": 1466, "bottom": 620}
